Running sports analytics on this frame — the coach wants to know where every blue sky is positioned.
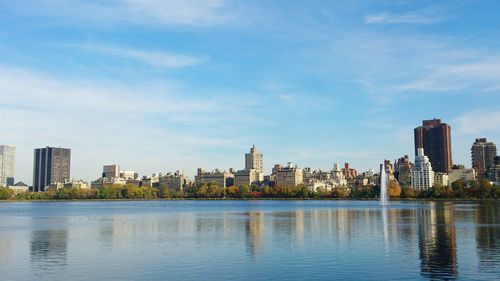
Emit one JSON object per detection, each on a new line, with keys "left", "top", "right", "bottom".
{"left": 1, "top": 0, "right": 499, "bottom": 184}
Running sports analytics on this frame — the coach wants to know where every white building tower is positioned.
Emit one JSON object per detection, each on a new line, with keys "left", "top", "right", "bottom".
{"left": 411, "top": 148, "right": 435, "bottom": 190}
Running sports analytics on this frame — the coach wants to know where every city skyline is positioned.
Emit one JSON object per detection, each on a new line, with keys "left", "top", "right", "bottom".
{"left": 1, "top": 1, "right": 500, "bottom": 184}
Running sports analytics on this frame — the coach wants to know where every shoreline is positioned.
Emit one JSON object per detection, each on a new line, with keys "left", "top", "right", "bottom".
{"left": 1, "top": 198, "right": 498, "bottom": 203}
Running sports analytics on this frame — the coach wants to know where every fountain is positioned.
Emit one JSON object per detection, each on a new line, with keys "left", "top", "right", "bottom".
{"left": 380, "top": 164, "right": 389, "bottom": 206}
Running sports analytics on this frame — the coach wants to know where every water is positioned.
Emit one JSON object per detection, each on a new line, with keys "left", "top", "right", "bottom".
{"left": 0, "top": 200, "right": 499, "bottom": 280}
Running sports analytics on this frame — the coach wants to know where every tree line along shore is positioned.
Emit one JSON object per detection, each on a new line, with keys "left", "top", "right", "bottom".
{"left": 1, "top": 179, "right": 499, "bottom": 201}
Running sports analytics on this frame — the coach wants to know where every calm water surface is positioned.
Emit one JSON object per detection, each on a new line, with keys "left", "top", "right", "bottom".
{"left": 0, "top": 200, "right": 499, "bottom": 280}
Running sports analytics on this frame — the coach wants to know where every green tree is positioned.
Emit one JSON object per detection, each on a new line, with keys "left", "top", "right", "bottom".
{"left": 0, "top": 187, "right": 14, "bottom": 200}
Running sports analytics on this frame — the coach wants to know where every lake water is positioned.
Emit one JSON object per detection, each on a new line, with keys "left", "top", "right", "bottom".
{"left": 0, "top": 200, "right": 499, "bottom": 280}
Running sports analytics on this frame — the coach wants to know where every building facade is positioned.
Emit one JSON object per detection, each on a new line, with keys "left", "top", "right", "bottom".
{"left": 274, "top": 162, "right": 303, "bottom": 187}
{"left": 434, "top": 172, "right": 449, "bottom": 187}
{"left": 159, "top": 171, "right": 190, "bottom": 191}
{"left": 411, "top": 148, "right": 435, "bottom": 191}
{"left": 195, "top": 168, "right": 234, "bottom": 188}
{"left": 448, "top": 167, "right": 476, "bottom": 185}
{"left": 0, "top": 145, "right": 15, "bottom": 187}
{"left": 245, "top": 145, "right": 263, "bottom": 173}
{"left": 414, "top": 119, "right": 452, "bottom": 173}
{"left": 394, "top": 155, "right": 413, "bottom": 186}
{"left": 471, "top": 138, "right": 497, "bottom": 179}
{"left": 487, "top": 156, "right": 500, "bottom": 183}
{"left": 33, "top": 147, "right": 71, "bottom": 192}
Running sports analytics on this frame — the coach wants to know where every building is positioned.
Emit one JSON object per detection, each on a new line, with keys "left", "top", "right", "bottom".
{"left": 195, "top": 168, "right": 234, "bottom": 188}
{"left": 234, "top": 169, "right": 263, "bottom": 187}
{"left": 448, "top": 167, "right": 476, "bottom": 185}
{"left": 141, "top": 174, "right": 160, "bottom": 188}
{"left": 235, "top": 145, "right": 264, "bottom": 187}
{"left": 487, "top": 156, "right": 500, "bottom": 183}
{"left": 394, "top": 155, "right": 413, "bottom": 186}
{"left": 414, "top": 119, "right": 452, "bottom": 173}
{"left": 471, "top": 138, "right": 497, "bottom": 179}
{"left": 274, "top": 162, "right": 303, "bottom": 187}
{"left": 0, "top": 145, "right": 16, "bottom": 187}
{"left": 33, "top": 147, "right": 71, "bottom": 192}
{"left": 342, "top": 163, "right": 357, "bottom": 179}
{"left": 412, "top": 148, "right": 435, "bottom": 191}
{"left": 102, "top": 164, "right": 120, "bottom": 178}
{"left": 120, "top": 170, "right": 138, "bottom": 180}
{"left": 245, "top": 145, "right": 263, "bottom": 173}
{"left": 434, "top": 172, "right": 449, "bottom": 187}
{"left": 159, "top": 171, "right": 191, "bottom": 191}
{"left": 7, "top": 181, "right": 29, "bottom": 194}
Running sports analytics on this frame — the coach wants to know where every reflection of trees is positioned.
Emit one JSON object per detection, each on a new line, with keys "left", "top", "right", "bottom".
{"left": 30, "top": 229, "right": 68, "bottom": 278}
{"left": 418, "top": 202, "right": 457, "bottom": 280}
{"left": 476, "top": 202, "right": 500, "bottom": 272}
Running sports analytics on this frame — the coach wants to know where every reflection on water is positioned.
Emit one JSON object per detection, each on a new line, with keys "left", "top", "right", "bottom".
{"left": 30, "top": 229, "right": 68, "bottom": 278}
{"left": 418, "top": 202, "right": 457, "bottom": 280}
{"left": 0, "top": 201, "right": 499, "bottom": 280}
{"left": 476, "top": 202, "right": 500, "bottom": 273}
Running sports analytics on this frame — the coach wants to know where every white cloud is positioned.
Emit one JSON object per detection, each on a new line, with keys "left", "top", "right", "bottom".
{"left": 81, "top": 44, "right": 205, "bottom": 67}
{"left": 0, "top": 65, "right": 271, "bottom": 183}
{"left": 453, "top": 109, "right": 500, "bottom": 135}
{"left": 2, "top": 0, "right": 235, "bottom": 27}
{"left": 365, "top": 12, "right": 442, "bottom": 25}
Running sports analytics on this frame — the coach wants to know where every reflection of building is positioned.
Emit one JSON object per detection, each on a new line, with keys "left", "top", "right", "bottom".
{"left": 414, "top": 119, "right": 452, "bottom": 173}
{"left": 274, "top": 162, "right": 303, "bottom": 186}
{"left": 475, "top": 202, "right": 500, "bottom": 272}
{"left": 418, "top": 202, "right": 457, "bottom": 280}
{"left": 246, "top": 211, "right": 264, "bottom": 257}
{"left": 0, "top": 145, "right": 15, "bottom": 187}
{"left": 30, "top": 229, "right": 68, "bottom": 277}
{"left": 412, "top": 148, "right": 434, "bottom": 190}
{"left": 471, "top": 138, "right": 497, "bottom": 179}
{"left": 33, "top": 147, "right": 71, "bottom": 192}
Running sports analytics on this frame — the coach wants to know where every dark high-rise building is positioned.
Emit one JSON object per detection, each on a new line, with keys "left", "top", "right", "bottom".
{"left": 414, "top": 119, "right": 452, "bottom": 173}
{"left": 33, "top": 147, "right": 71, "bottom": 192}
{"left": 471, "top": 138, "right": 497, "bottom": 179}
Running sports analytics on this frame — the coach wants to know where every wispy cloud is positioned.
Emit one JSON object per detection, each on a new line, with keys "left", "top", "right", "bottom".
{"left": 396, "top": 58, "right": 500, "bottom": 92}
{"left": 81, "top": 44, "right": 206, "bottom": 68}
{"left": 454, "top": 109, "right": 500, "bottom": 135}
{"left": 0, "top": 65, "right": 272, "bottom": 182}
{"left": 2, "top": 0, "right": 235, "bottom": 27}
{"left": 365, "top": 12, "right": 442, "bottom": 25}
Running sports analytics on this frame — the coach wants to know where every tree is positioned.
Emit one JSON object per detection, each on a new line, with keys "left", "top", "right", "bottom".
{"left": 0, "top": 187, "right": 14, "bottom": 200}
{"left": 388, "top": 180, "right": 401, "bottom": 198}
{"left": 225, "top": 185, "right": 239, "bottom": 198}
{"left": 332, "top": 187, "right": 349, "bottom": 198}
{"left": 478, "top": 179, "right": 492, "bottom": 199}
{"left": 400, "top": 186, "right": 415, "bottom": 198}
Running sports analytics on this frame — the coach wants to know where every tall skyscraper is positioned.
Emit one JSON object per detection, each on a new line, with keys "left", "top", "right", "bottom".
{"left": 245, "top": 145, "right": 263, "bottom": 173}
{"left": 471, "top": 138, "right": 497, "bottom": 179}
{"left": 33, "top": 147, "right": 71, "bottom": 192}
{"left": 414, "top": 119, "right": 452, "bottom": 173}
{"left": 0, "top": 145, "right": 16, "bottom": 187}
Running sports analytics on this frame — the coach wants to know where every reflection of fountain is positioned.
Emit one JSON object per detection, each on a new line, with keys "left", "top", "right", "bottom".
{"left": 380, "top": 164, "right": 389, "bottom": 206}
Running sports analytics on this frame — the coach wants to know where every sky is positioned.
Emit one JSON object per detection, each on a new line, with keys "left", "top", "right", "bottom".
{"left": 1, "top": 0, "right": 500, "bottom": 184}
